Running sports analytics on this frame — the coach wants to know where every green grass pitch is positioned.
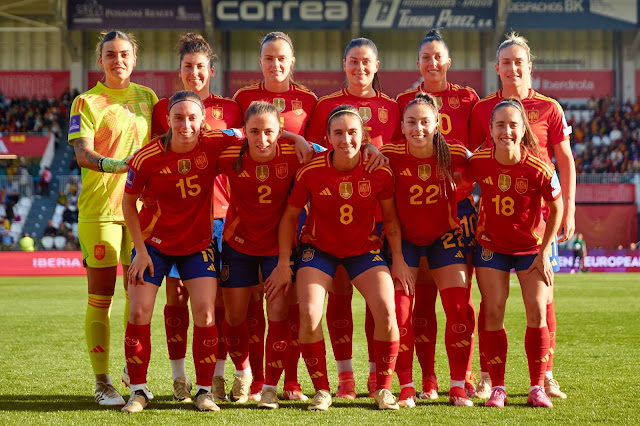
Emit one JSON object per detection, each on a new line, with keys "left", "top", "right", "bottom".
{"left": 0, "top": 273, "right": 639, "bottom": 425}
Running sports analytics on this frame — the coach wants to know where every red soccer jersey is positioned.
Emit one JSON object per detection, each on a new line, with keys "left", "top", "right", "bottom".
{"left": 233, "top": 82, "right": 317, "bottom": 136}
{"left": 468, "top": 89, "right": 571, "bottom": 165}
{"left": 217, "top": 140, "right": 301, "bottom": 257}
{"left": 125, "top": 129, "right": 240, "bottom": 256}
{"left": 396, "top": 82, "right": 479, "bottom": 149}
{"left": 467, "top": 147, "right": 561, "bottom": 255}
{"left": 289, "top": 151, "right": 395, "bottom": 258}
{"left": 381, "top": 141, "right": 468, "bottom": 246}
{"left": 152, "top": 94, "right": 244, "bottom": 219}
{"left": 305, "top": 89, "right": 402, "bottom": 148}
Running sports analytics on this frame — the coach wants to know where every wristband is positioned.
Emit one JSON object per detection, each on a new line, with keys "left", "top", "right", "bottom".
{"left": 97, "top": 157, "right": 105, "bottom": 172}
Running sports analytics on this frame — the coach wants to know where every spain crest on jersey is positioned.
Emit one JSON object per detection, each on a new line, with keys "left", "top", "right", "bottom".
{"left": 378, "top": 107, "right": 388, "bottom": 123}
{"left": 292, "top": 100, "right": 303, "bottom": 116}
{"left": 123, "top": 104, "right": 135, "bottom": 118}
{"left": 276, "top": 163, "right": 288, "bottom": 179}
{"left": 178, "top": 159, "right": 191, "bottom": 175}
{"left": 256, "top": 165, "right": 269, "bottom": 181}
{"left": 359, "top": 107, "right": 372, "bottom": 122}
{"left": 418, "top": 164, "right": 431, "bottom": 181}
{"left": 448, "top": 96, "right": 460, "bottom": 109}
{"left": 339, "top": 182, "right": 353, "bottom": 200}
{"left": 211, "top": 107, "right": 223, "bottom": 121}
{"left": 498, "top": 174, "right": 511, "bottom": 192}
{"left": 481, "top": 247, "right": 494, "bottom": 261}
{"left": 195, "top": 153, "right": 208, "bottom": 169}
{"left": 515, "top": 177, "right": 528, "bottom": 194}
{"left": 527, "top": 109, "right": 539, "bottom": 123}
{"left": 358, "top": 180, "right": 372, "bottom": 197}
{"left": 302, "top": 248, "right": 315, "bottom": 262}
{"left": 434, "top": 96, "right": 443, "bottom": 111}
{"left": 273, "top": 98, "right": 285, "bottom": 112}
{"left": 139, "top": 102, "right": 149, "bottom": 115}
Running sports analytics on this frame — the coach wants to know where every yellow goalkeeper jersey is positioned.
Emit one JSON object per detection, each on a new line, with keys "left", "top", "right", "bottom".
{"left": 68, "top": 82, "right": 158, "bottom": 222}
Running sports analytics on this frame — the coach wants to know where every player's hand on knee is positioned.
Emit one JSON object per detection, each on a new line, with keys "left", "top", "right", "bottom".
{"left": 264, "top": 264, "right": 292, "bottom": 302}
{"left": 527, "top": 253, "right": 553, "bottom": 286}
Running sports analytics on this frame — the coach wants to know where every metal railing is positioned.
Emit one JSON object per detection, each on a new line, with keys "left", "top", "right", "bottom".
{"left": 575, "top": 173, "right": 639, "bottom": 184}
{"left": 57, "top": 175, "right": 82, "bottom": 197}
{"left": 0, "top": 176, "right": 35, "bottom": 197}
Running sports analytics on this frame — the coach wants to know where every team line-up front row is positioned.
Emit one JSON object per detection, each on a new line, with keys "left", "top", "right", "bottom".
{"left": 69, "top": 29, "right": 575, "bottom": 414}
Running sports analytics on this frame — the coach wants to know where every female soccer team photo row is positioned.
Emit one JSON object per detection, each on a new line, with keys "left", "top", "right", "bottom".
{"left": 68, "top": 27, "right": 574, "bottom": 413}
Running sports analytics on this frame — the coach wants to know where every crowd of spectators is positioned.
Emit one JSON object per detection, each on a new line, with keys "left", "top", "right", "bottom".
{"left": 569, "top": 96, "right": 640, "bottom": 174}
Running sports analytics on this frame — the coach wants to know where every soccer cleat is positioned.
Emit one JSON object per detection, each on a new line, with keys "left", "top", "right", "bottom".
{"left": 419, "top": 377, "right": 438, "bottom": 400}
{"left": 367, "top": 372, "right": 377, "bottom": 398}
{"left": 449, "top": 386, "right": 473, "bottom": 407}
{"left": 528, "top": 387, "right": 553, "bottom": 408}
{"left": 212, "top": 376, "right": 228, "bottom": 402}
{"left": 485, "top": 387, "right": 508, "bottom": 408}
{"left": 257, "top": 387, "right": 279, "bottom": 409}
{"left": 472, "top": 376, "right": 492, "bottom": 399}
{"left": 173, "top": 377, "right": 193, "bottom": 402}
{"left": 307, "top": 390, "right": 332, "bottom": 411}
{"left": 544, "top": 378, "right": 567, "bottom": 399}
{"left": 95, "top": 382, "right": 125, "bottom": 406}
{"left": 397, "top": 386, "right": 416, "bottom": 408}
{"left": 374, "top": 388, "right": 400, "bottom": 410}
{"left": 121, "top": 389, "right": 149, "bottom": 413}
{"left": 193, "top": 389, "right": 220, "bottom": 412}
{"left": 335, "top": 372, "right": 356, "bottom": 400}
{"left": 282, "top": 381, "right": 309, "bottom": 401}
{"left": 248, "top": 381, "right": 262, "bottom": 401}
{"left": 229, "top": 373, "right": 252, "bottom": 403}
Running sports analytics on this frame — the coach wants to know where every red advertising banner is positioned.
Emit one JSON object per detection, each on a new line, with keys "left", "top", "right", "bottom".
{"left": 576, "top": 184, "right": 636, "bottom": 203}
{"left": 87, "top": 71, "right": 183, "bottom": 99}
{"left": 0, "top": 133, "right": 52, "bottom": 156}
{"left": 0, "top": 71, "right": 70, "bottom": 98}
{"left": 226, "top": 70, "right": 483, "bottom": 99}
{"left": 576, "top": 204, "right": 637, "bottom": 249}
{"left": 558, "top": 249, "right": 640, "bottom": 273}
{"left": 0, "top": 251, "right": 123, "bottom": 276}
{"left": 530, "top": 70, "right": 613, "bottom": 99}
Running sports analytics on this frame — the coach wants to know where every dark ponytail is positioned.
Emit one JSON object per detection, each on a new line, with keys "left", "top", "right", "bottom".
{"left": 344, "top": 38, "right": 381, "bottom": 92}
{"left": 417, "top": 28, "right": 449, "bottom": 59}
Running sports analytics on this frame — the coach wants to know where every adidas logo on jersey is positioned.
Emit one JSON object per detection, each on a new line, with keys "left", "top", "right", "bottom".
{"left": 372, "top": 255, "right": 384, "bottom": 262}
{"left": 159, "top": 167, "right": 171, "bottom": 174}
{"left": 320, "top": 187, "right": 332, "bottom": 195}
{"left": 483, "top": 176, "right": 493, "bottom": 185}
{"left": 400, "top": 168, "right": 412, "bottom": 176}
{"left": 238, "top": 171, "right": 250, "bottom": 178}
{"left": 455, "top": 251, "right": 464, "bottom": 258}
{"left": 207, "top": 264, "right": 216, "bottom": 271}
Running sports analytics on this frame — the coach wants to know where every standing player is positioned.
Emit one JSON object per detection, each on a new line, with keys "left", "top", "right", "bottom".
{"left": 304, "top": 38, "right": 402, "bottom": 398}
{"left": 465, "top": 98, "right": 563, "bottom": 408}
{"left": 215, "top": 101, "right": 306, "bottom": 408}
{"left": 150, "top": 33, "right": 243, "bottom": 403}
{"left": 269, "top": 105, "right": 414, "bottom": 411}
{"left": 232, "top": 31, "right": 317, "bottom": 401}
{"left": 381, "top": 93, "right": 474, "bottom": 408}
{"left": 396, "top": 29, "right": 480, "bottom": 400}
{"left": 68, "top": 30, "right": 157, "bottom": 406}
{"left": 121, "top": 90, "right": 238, "bottom": 413}
{"left": 469, "top": 33, "right": 575, "bottom": 399}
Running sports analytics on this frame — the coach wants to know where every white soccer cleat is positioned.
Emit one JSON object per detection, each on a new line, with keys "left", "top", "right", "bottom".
{"left": 95, "top": 382, "right": 125, "bottom": 406}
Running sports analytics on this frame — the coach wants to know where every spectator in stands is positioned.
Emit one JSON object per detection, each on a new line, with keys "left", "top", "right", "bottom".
{"left": 67, "top": 187, "right": 79, "bottom": 207}
{"left": 64, "top": 230, "right": 80, "bottom": 251}
{"left": 40, "top": 166, "right": 52, "bottom": 196}
{"left": 1, "top": 216, "right": 9, "bottom": 230}
{"left": 62, "top": 203, "right": 78, "bottom": 225}
{"left": 19, "top": 232, "right": 35, "bottom": 252}
{"left": 58, "top": 222, "right": 69, "bottom": 237}
{"left": 571, "top": 233, "right": 587, "bottom": 274}
{"left": 69, "top": 155, "right": 80, "bottom": 175}
{"left": 630, "top": 242, "right": 638, "bottom": 250}
{"left": 57, "top": 191, "right": 67, "bottom": 206}
{"left": 44, "top": 219, "right": 58, "bottom": 238}
{"left": 1, "top": 229, "right": 14, "bottom": 250}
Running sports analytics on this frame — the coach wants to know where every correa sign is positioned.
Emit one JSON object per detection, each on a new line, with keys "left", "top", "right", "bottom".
{"left": 214, "top": 0, "right": 351, "bottom": 29}
{"left": 507, "top": 0, "right": 639, "bottom": 29}
{"left": 68, "top": 0, "right": 204, "bottom": 30}
{"left": 361, "top": 0, "right": 495, "bottom": 30}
